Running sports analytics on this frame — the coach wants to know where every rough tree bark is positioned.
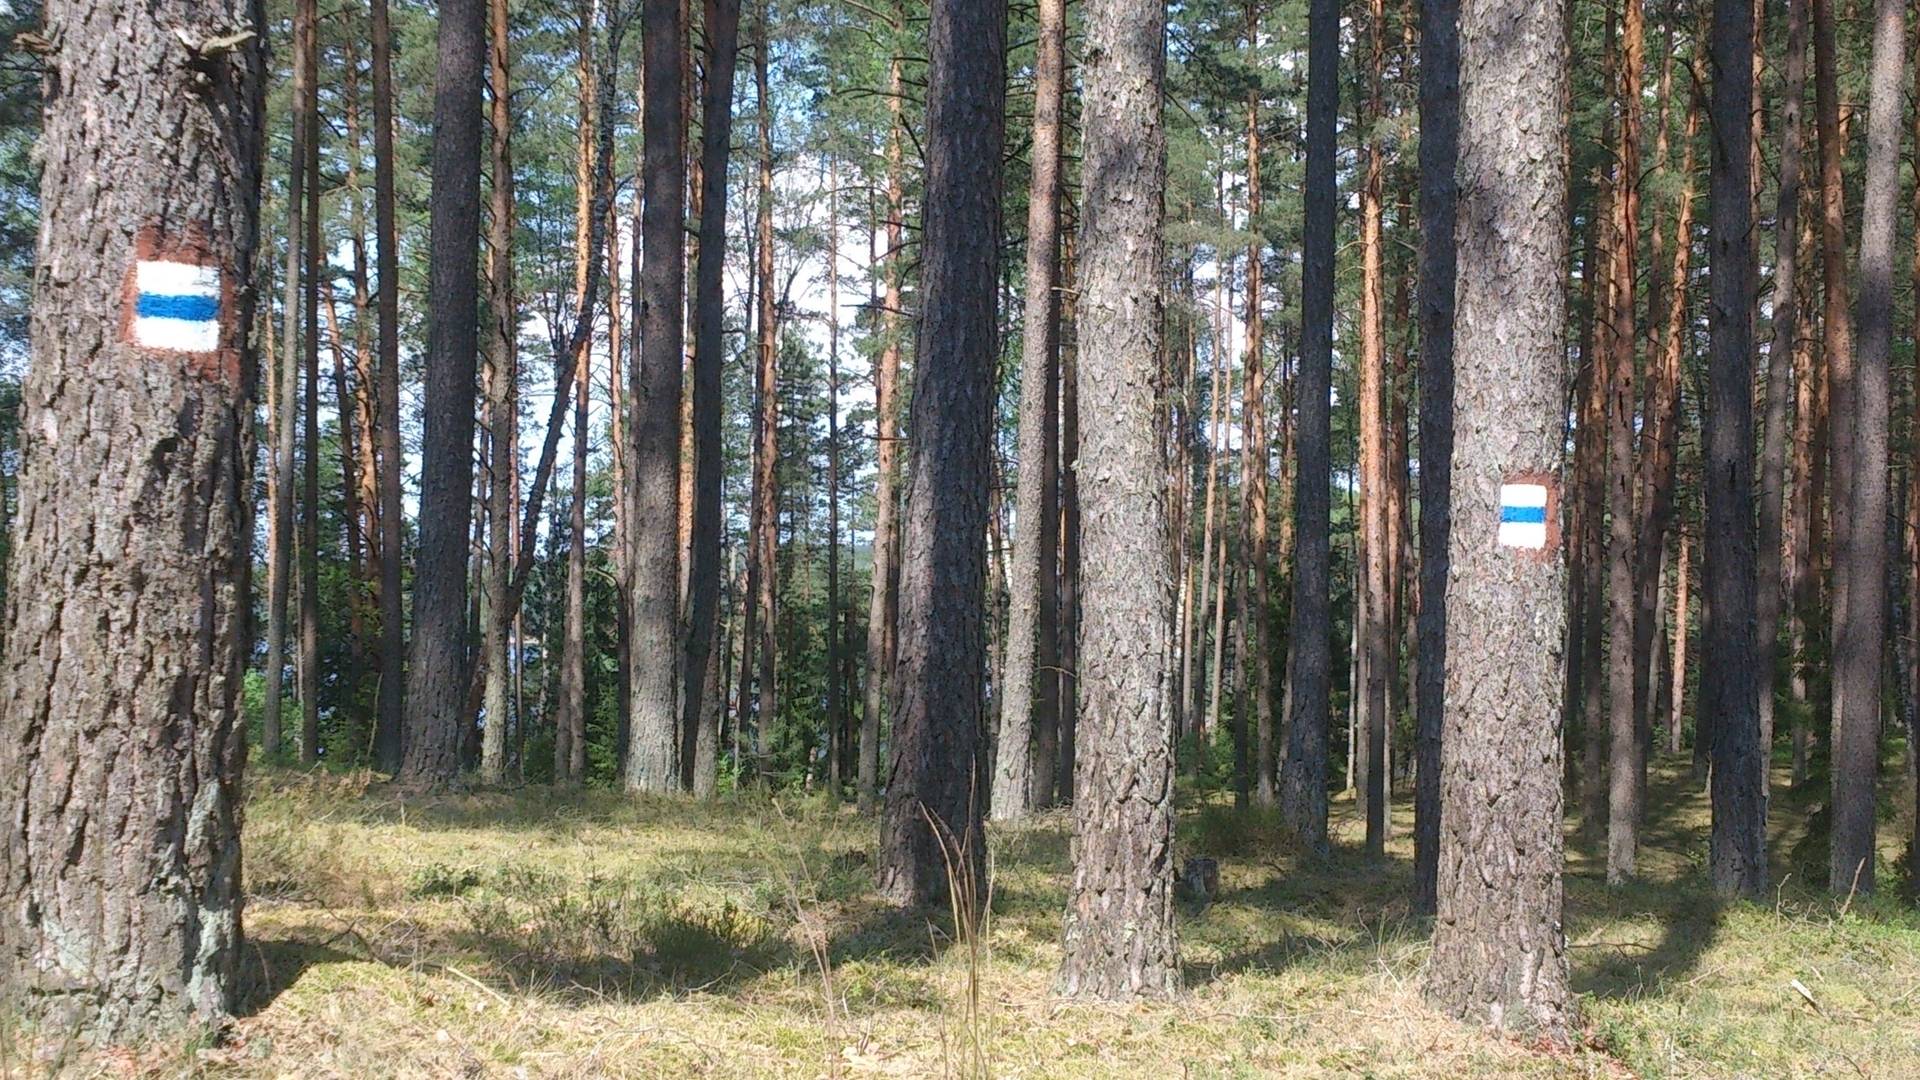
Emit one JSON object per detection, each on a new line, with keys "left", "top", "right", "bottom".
{"left": 1057, "top": 0, "right": 1178, "bottom": 1002}
{"left": 682, "top": 0, "right": 741, "bottom": 798}
{"left": 1704, "top": 0, "right": 1768, "bottom": 900}
{"left": 265, "top": 0, "right": 311, "bottom": 761}
{"left": 1753, "top": 0, "right": 1809, "bottom": 795}
{"left": 1356, "top": 0, "right": 1389, "bottom": 857}
{"left": 1423, "top": 0, "right": 1574, "bottom": 1041}
{"left": 0, "top": 0, "right": 263, "bottom": 1037}
{"left": 1242, "top": 0, "right": 1275, "bottom": 808}
{"left": 1279, "top": 0, "right": 1336, "bottom": 854}
{"left": 740, "top": 4, "right": 780, "bottom": 782}
{"left": 1828, "top": 0, "right": 1899, "bottom": 895}
{"left": 1603, "top": 0, "right": 1644, "bottom": 884}
{"left": 479, "top": 0, "right": 517, "bottom": 785}
{"left": 400, "top": 0, "right": 489, "bottom": 786}
{"left": 875, "top": 0, "right": 1005, "bottom": 911}
{"left": 555, "top": 0, "right": 596, "bottom": 788}
{"left": 991, "top": 0, "right": 1064, "bottom": 822}
{"left": 296, "top": 0, "right": 321, "bottom": 767}
{"left": 1413, "top": 0, "right": 1459, "bottom": 918}
{"left": 859, "top": 28, "right": 907, "bottom": 814}
{"left": 372, "top": 0, "right": 406, "bottom": 773}
{"left": 626, "top": 0, "right": 687, "bottom": 793}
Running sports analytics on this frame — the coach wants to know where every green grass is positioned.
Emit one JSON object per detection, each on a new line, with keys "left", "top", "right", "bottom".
{"left": 6, "top": 761, "right": 1918, "bottom": 1078}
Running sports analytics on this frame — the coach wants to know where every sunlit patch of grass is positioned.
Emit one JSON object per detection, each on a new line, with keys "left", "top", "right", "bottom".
{"left": 10, "top": 759, "right": 1918, "bottom": 1077}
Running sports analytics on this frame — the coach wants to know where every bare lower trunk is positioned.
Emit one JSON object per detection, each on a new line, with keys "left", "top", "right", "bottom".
{"left": 626, "top": 0, "right": 687, "bottom": 793}
{"left": 875, "top": 0, "right": 1005, "bottom": 911}
{"left": 479, "top": 0, "right": 517, "bottom": 786}
{"left": 0, "top": 0, "right": 262, "bottom": 1036}
{"left": 859, "top": 39, "right": 906, "bottom": 813}
{"left": 1424, "top": 0, "right": 1573, "bottom": 1041}
{"left": 1413, "top": 0, "right": 1459, "bottom": 917}
{"left": 991, "top": 0, "right": 1064, "bottom": 820}
{"left": 1828, "top": 0, "right": 1900, "bottom": 895}
{"left": 1279, "top": 0, "right": 1336, "bottom": 853}
{"left": 1704, "top": 0, "right": 1767, "bottom": 899}
{"left": 401, "top": 0, "right": 489, "bottom": 787}
{"left": 1058, "top": 0, "right": 1178, "bottom": 1002}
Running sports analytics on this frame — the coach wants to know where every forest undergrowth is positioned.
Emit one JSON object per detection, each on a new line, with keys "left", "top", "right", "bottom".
{"left": 5, "top": 759, "right": 1917, "bottom": 1079}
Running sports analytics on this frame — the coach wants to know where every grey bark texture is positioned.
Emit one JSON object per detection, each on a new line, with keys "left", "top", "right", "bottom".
{"left": 682, "top": 0, "right": 741, "bottom": 798}
{"left": 1704, "top": 0, "right": 1768, "bottom": 900}
{"left": 1279, "top": 0, "right": 1336, "bottom": 853}
{"left": 626, "top": 0, "right": 687, "bottom": 793}
{"left": 1828, "top": 0, "right": 1900, "bottom": 895}
{"left": 0, "top": 0, "right": 264, "bottom": 1038}
{"left": 1413, "top": 0, "right": 1458, "bottom": 918}
{"left": 990, "top": 0, "right": 1064, "bottom": 822}
{"left": 1423, "top": 0, "right": 1574, "bottom": 1042}
{"left": 401, "top": 0, "right": 489, "bottom": 787}
{"left": 1057, "top": 0, "right": 1179, "bottom": 1003}
{"left": 875, "top": 0, "right": 1004, "bottom": 910}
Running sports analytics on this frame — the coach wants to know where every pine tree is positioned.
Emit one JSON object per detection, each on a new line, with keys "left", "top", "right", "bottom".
{"left": 0, "top": 0, "right": 264, "bottom": 1035}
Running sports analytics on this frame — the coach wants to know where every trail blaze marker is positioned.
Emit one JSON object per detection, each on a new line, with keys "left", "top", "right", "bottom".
{"left": 1498, "top": 481, "right": 1550, "bottom": 551}
{"left": 131, "top": 258, "right": 222, "bottom": 353}
{"left": 121, "top": 226, "right": 238, "bottom": 382}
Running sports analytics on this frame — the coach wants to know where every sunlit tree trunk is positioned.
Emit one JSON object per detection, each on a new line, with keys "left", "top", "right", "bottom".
{"left": 1059, "top": 0, "right": 1178, "bottom": 1001}
{"left": 991, "top": 0, "right": 1064, "bottom": 819}
{"left": 401, "top": 0, "right": 489, "bottom": 786}
{"left": 479, "top": 0, "right": 518, "bottom": 785}
{"left": 1424, "top": 0, "right": 1573, "bottom": 1039}
{"left": 1828, "top": 0, "right": 1900, "bottom": 895}
{"left": 1279, "top": 0, "right": 1336, "bottom": 852}
{"left": 0, "top": 0, "right": 263, "bottom": 1034}
{"left": 876, "top": 0, "right": 1005, "bottom": 910}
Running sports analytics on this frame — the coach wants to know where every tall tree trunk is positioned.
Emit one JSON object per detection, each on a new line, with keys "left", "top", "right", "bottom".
{"left": 1670, "top": 529, "right": 1691, "bottom": 754}
{"left": 859, "top": 30, "right": 907, "bottom": 813}
{"left": 1578, "top": 6, "right": 1616, "bottom": 821}
{"left": 1057, "top": 214, "right": 1082, "bottom": 804}
{"left": 683, "top": 0, "right": 740, "bottom": 798}
{"left": 742, "top": 7, "right": 781, "bottom": 782}
{"left": 1413, "top": 0, "right": 1459, "bottom": 916}
{"left": 296, "top": 0, "right": 322, "bottom": 768}
{"left": 1424, "top": 0, "right": 1573, "bottom": 1040}
{"left": 1280, "top": 0, "right": 1336, "bottom": 852}
{"left": 0, "top": 0, "right": 263, "bottom": 1035}
{"left": 1058, "top": 0, "right": 1178, "bottom": 1002}
{"left": 991, "top": 0, "right": 1064, "bottom": 820}
{"left": 401, "top": 0, "right": 489, "bottom": 786}
{"left": 1356, "top": 0, "right": 1389, "bottom": 857}
{"left": 266, "top": 0, "right": 313, "bottom": 761}
{"left": 1829, "top": 0, "right": 1899, "bottom": 895}
{"left": 626, "top": 0, "right": 688, "bottom": 792}
{"left": 1704, "top": 0, "right": 1768, "bottom": 899}
{"left": 320, "top": 284, "right": 369, "bottom": 744}
{"left": 1788, "top": 197, "right": 1819, "bottom": 786}
{"left": 372, "top": 0, "right": 406, "bottom": 773}
{"left": 1754, "top": 0, "right": 1809, "bottom": 797}
{"left": 826, "top": 161, "right": 847, "bottom": 796}
{"left": 479, "top": 0, "right": 517, "bottom": 786}
{"left": 1908, "top": 21, "right": 1920, "bottom": 898}
{"left": 1601, "top": 0, "right": 1644, "bottom": 883}
{"left": 1636, "top": 86, "right": 1699, "bottom": 764}
{"left": 874, "top": 0, "right": 1004, "bottom": 911}
{"left": 1243, "top": 0, "right": 1275, "bottom": 808}
{"left": 554, "top": 0, "right": 597, "bottom": 788}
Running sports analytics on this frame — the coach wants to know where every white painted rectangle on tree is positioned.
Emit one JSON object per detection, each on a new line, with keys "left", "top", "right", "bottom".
{"left": 132, "top": 259, "right": 221, "bottom": 353}
{"left": 1497, "top": 483, "right": 1549, "bottom": 549}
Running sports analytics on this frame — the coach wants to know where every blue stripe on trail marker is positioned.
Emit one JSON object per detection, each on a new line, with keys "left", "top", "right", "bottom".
{"left": 1499, "top": 505, "right": 1546, "bottom": 525}
{"left": 137, "top": 293, "right": 220, "bottom": 322}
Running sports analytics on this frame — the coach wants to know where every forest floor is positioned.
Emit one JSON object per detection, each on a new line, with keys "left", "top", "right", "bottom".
{"left": 6, "top": 758, "right": 1920, "bottom": 1079}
